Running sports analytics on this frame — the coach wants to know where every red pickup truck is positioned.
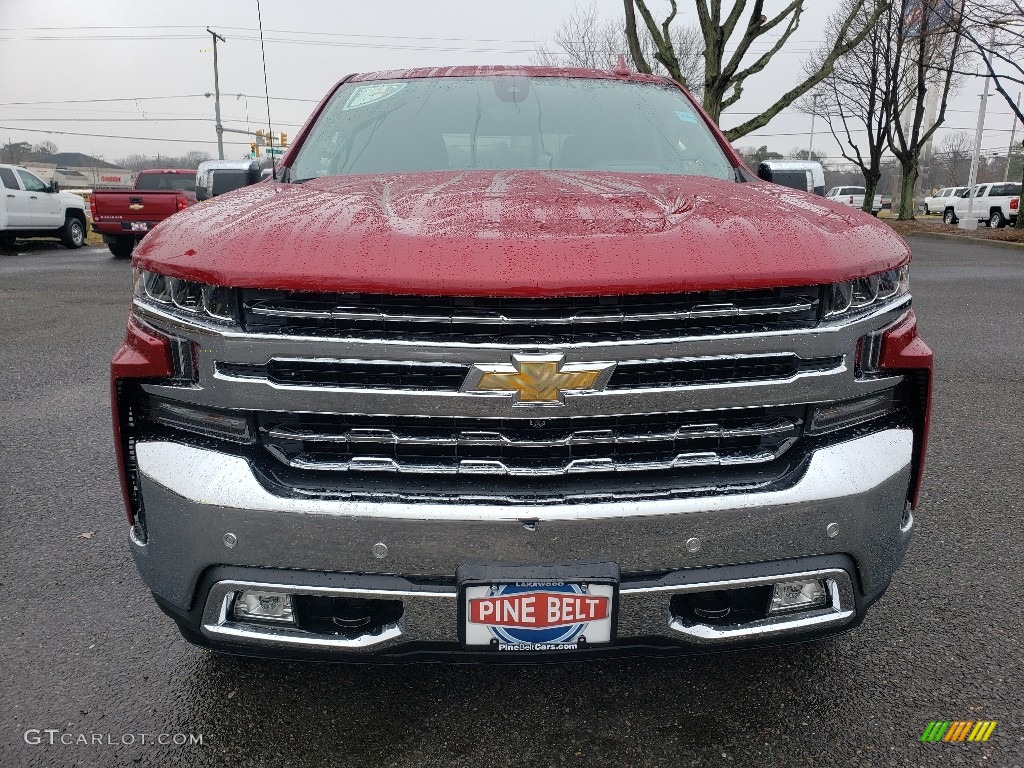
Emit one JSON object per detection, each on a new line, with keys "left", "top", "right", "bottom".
{"left": 112, "top": 67, "right": 931, "bottom": 661}
{"left": 90, "top": 169, "right": 195, "bottom": 258}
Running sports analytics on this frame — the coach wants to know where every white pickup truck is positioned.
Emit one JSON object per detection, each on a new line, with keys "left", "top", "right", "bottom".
{"left": 825, "top": 185, "right": 883, "bottom": 214}
{"left": 943, "top": 182, "right": 1021, "bottom": 228}
{"left": 0, "top": 164, "right": 88, "bottom": 249}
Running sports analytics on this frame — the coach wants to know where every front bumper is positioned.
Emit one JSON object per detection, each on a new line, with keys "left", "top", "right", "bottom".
{"left": 130, "top": 428, "right": 914, "bottom": 659}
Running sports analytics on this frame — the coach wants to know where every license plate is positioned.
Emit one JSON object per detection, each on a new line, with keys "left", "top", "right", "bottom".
{"left": 462, "top": 581, "right": 616, "bottom": 651}
{"left": 130, "top": 222, "right": 149, "bottom": 232}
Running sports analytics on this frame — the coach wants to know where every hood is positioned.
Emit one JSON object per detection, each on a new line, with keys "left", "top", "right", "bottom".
{"left": 134, "top": 171, "right": 910, "bottom": 296}
{"left": 58, "top": 191, "right": 86, "bottom": 209}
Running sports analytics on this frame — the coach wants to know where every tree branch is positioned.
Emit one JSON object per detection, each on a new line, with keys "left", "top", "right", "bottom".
{"left": 724, "top": 0, "right": 878, "bottom": 140}
{"left": 623, "top": 0, "right": 653, "bottom": 73}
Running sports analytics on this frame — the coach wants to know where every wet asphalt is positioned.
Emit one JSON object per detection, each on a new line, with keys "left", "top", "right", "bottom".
{"left": 1, "top": 236, "right": 1022, "bottom": 768}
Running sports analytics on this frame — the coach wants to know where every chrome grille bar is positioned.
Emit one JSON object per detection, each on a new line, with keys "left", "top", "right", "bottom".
{"left": 262, "top": 417, "right": 799, "bottom": 448}
{"left": 278, "top": 441, "right": 793, "bottom": 477}
{"left": 247, "top": 299, "right": 817, "bottom": 325}
{"left": 257, "top": 407, "right": 803, "bottom": 478}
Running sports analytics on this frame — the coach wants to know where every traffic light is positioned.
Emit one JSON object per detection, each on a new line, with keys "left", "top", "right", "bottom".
{"left": 279, "top": 132, "right": 288, "bottom": 147}
{"left": 255, "top": 129, "right": 265, "bottom": 147}
{"left": 250, "top": 143, "right": 259, "bottom": 157}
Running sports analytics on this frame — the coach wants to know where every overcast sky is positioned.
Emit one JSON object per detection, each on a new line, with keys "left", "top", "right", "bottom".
{"left": 0, "top": 0, "right": 1019, "bottom": 167}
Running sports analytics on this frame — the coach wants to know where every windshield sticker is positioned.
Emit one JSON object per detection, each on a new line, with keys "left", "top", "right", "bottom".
{"left": 342, "top": 83, "right": 407, "bottom": 111}
{"left": 675, "top": 109, "right": 699, "bottom": 124}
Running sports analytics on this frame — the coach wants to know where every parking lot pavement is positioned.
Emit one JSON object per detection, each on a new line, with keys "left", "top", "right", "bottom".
{"left": 1, "top": 239, "right": 1021, "bottom": 767}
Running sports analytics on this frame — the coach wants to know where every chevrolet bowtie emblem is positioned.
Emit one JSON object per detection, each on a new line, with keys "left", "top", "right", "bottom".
{"left": 462, "top": 354, "right": 616, "bottom": 405}
{"left": 129, "top": 204, "right": 144, "bottom": 211}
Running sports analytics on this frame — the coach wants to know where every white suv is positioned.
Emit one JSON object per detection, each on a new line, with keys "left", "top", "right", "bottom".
{"left": 0, "top": 164, "right": 88, "bottom": 249}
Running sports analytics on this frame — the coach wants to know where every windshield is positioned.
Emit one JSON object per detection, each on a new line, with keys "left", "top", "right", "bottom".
{"left": 291, "top": 76, "right": 735, "bottom": 181}
{"left": 135, "top": 173, "right": 195, "bottom": 192}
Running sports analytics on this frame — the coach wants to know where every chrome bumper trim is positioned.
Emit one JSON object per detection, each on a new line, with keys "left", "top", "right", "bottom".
{"left": 201, "top": 580, "right": 454, "bottom": 650}
{"left": 197, "top": 570, "right": 855, "bottom": 652}
{"left": 660, "top": 569, "right": 854, "bottom": 643}
{"left": 130, "top": 429, "right": 914, "bottom": 613}
{"left": 134, "top": 429, "right": 910, "bottom": 521}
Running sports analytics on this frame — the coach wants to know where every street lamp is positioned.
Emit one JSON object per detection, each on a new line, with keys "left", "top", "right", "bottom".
{"left": 961, "top": 18, "right": 1024, "bottom": 230}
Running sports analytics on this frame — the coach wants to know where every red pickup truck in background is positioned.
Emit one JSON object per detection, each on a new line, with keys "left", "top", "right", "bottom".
{"left": 90, "top": 169, "right": 195, "bottom": 258}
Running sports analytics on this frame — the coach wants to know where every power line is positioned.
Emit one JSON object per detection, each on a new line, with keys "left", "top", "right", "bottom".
{"left": 0, "top": 125, "right": 253, "bottom": 145}
{"left": 0, "top": 94, "right": 210, "bottom": 106}
{"left": 0, "top": 118, "right": 309, "bottom": 127}
{"left": 0, "top": 94, "right": 320, "bottom": 107}
{"left": 0, "top": 24, "right": 551, "bottom": 44}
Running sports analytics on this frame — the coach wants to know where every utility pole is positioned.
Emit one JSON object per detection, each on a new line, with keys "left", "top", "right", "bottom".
{"left": 1004, "top": 91, "right": 1021, "bottom": 183}
{"left": 962, "top": 26, "right": 995, "bottom": 230}
{"left": 207, "top": 28, "right": 226, "bottom": 160}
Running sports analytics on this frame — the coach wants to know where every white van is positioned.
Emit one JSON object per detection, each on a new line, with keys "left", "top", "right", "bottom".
{"left": 0, "top": 164, "right": 88, "bottom": 249}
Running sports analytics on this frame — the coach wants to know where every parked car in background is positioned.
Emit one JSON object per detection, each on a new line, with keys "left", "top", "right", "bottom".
{"left": 924, "top": 186, "right": 966, "bottom": 215}
{"left": 944, "top": 182, "right": 1021, "bottom": 228}
{"left": 195, "top": 160, "right": 262, "bottom": 201}
{"left": 0, "top": 164, "right": 87, "bottom": 249}
{"left": 825, "top": 186, "right": 883, "bottom": 214}
{"left": 756, "top": 160, "right": 825, "bottom": 195}
{"left": 90, "top": 169, "right": 196, "bottom": 258}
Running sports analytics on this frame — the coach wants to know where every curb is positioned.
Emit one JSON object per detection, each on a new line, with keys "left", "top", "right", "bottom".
{"left": 895, "top": 229, "right": 1024, "bottom": 251}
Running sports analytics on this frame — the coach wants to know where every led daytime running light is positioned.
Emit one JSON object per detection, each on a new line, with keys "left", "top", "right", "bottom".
{"left": 826, "top": 265, "right": 909, "bottom": 318}
{"left": 133, "top": 268, "right": 238, "bottom": 324}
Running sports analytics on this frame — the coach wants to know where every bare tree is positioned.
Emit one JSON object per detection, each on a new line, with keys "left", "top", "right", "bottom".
{"left": 804, "top": 0, "right": 894, "bottom": 214}
{"left": 886, "top": 0, "right": 965, "bottom": 219}
{"left": 733, "top": 144, "right": 784, "bottom": 167}
{"left": 116, "top": 151, "right": 211, "bottom": 171}
{"left": 955, "top": 0, "right": 1024, "bottom": 227}
{"left": 623, "top": 0, "right": 889, "bottom": 140}
{"left": 34, "top": 140, "right": 58, "bottom": 156}
{"left": 934, "top": 131, "right": 973, "bottom": 185}
{"left": 534, "top": 3, "right": 703, "bottom": 93}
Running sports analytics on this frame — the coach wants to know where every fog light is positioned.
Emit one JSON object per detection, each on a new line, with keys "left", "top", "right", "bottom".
{"left": 769, "top": 579, "right": 828, "bottom": 614}
{"left": 809, "top": 390, "right": 898, "bottom": 434}
{"left": 233, "top": 591, "right": 295, "bottom": 623}
{"left": 144, "top": 397, "right": 253, "bottom": 443}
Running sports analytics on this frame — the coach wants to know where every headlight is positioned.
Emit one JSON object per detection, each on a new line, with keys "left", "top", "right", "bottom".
{"left": 133, "top": 268, "right": 239, "bottom": 324}
{"left": 825, "top": 265, "right": 909, "bottom": 318}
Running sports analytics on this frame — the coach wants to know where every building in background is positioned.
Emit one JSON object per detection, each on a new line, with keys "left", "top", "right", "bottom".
{"left": 23, "top": 153, "right": 133, "bottom": 189}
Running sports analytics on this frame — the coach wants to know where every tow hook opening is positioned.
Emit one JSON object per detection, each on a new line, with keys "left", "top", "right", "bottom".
{"left": 670, "top": 585, "right": 774, "bottom": 626}
{"left": 292, "top": 595, "right": 404, "bottom": 637}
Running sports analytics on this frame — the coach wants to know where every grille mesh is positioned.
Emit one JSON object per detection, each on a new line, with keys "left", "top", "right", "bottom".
{"left": 240, "top": 286, "right": 822, "bottom": 343}
{"left": 257, "top": 407, "right": 805, "bottom": 477}
{"left": 218, "top": 354, "right": 842, "bottom": 392}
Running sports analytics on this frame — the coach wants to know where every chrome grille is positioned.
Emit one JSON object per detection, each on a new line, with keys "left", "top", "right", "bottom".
{"left": 240, "top": 286, "right": 822, "bottom": 343}
{"left": 257, "top": 407, "right": 804, "bottom": 477}
{"left": 135, "top": 283, "right": 912, "bottom": 501}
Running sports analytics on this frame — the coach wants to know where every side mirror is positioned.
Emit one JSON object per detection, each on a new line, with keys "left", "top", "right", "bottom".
{"left": 756, "top": 163, "right": 772, "bottom": 182}
{"left": 48, "top": 180, "right": 60, "bottom": 193}
{"left": 246, "top": 161, "right": 261, "bottom": 186}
